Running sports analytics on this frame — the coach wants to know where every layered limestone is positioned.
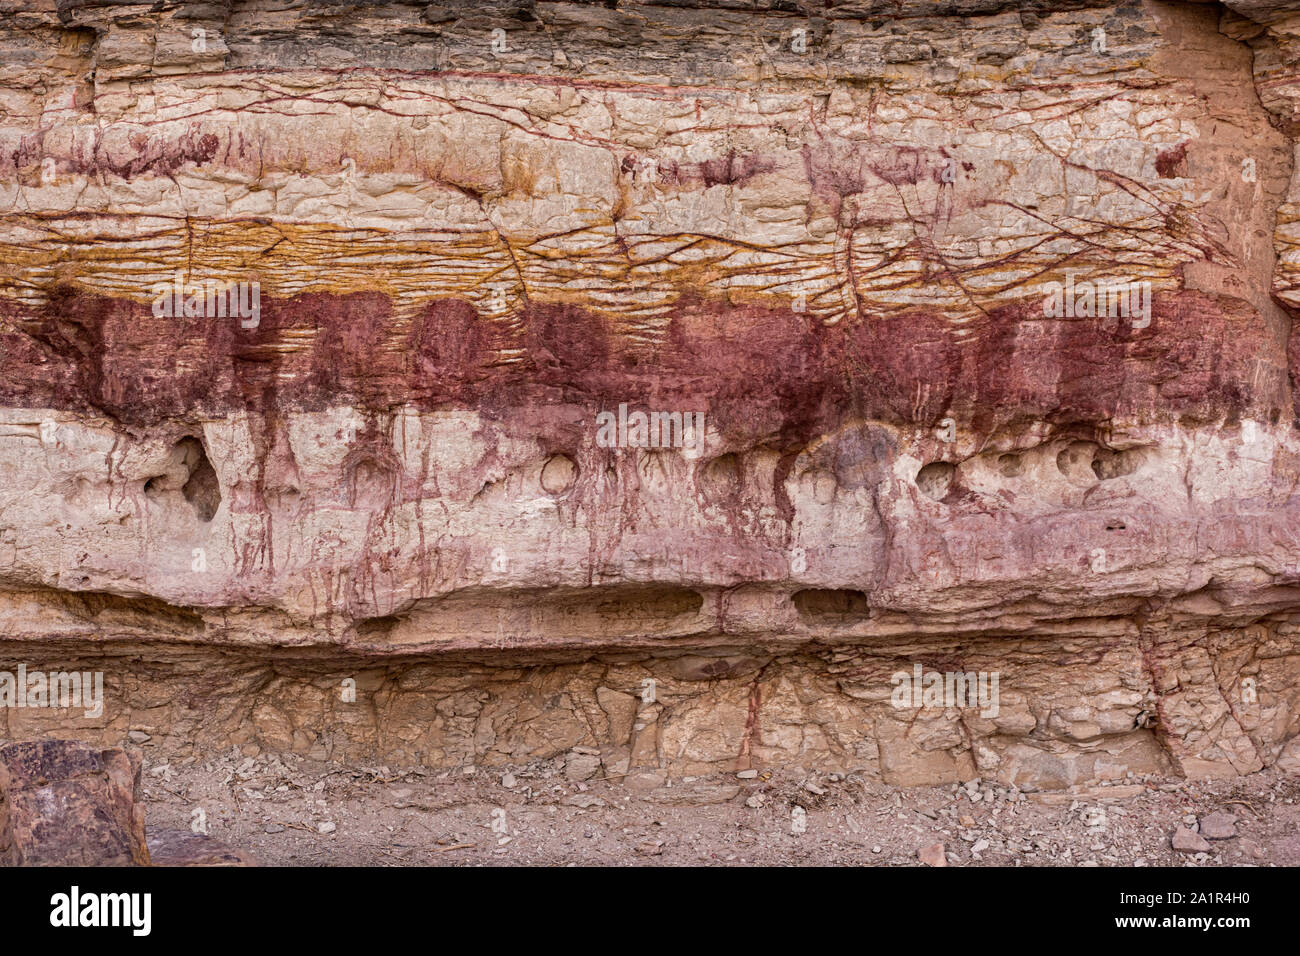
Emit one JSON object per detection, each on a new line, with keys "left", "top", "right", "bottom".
{"left": 2, "top": 0, "right": 1300, "bottom": 787}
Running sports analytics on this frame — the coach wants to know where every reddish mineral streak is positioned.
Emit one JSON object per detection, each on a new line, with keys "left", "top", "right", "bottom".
{"left": 0, "top": 288, "right": 1281, "bottom": 437}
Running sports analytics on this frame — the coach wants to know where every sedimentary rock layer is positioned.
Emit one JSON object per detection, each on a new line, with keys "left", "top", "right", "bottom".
{"left": 2, "top": 0, "right": 1300, "bottom": 787}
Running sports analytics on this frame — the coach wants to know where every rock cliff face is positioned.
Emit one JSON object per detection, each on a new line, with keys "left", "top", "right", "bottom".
{"left": 3, "top": 0, "right": 1300, "bottom": 789}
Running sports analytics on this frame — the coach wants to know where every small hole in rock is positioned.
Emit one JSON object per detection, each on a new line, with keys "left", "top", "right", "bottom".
{"left": 541, "top": 454, "right": 578, "bottom": 495}
{"left": 1056, "top": 441, "right": 1097, "bottom": 481}
{"left": 793, "top": 588, "right": 869, "bottom": 621}
{"left": 702, "top": 453, "right": 740, "bottom": 495}
{"left": 1091, "top": 448, "right": 1141, "bottom": 481}
{"left": 916, "top": 461, "right": 955, "bottom": 500}
{"left": 145, "top": 437, "right": 221, "bottom": 521}
{"left": 181, "top": 442, "right": 221, "bottom": 522}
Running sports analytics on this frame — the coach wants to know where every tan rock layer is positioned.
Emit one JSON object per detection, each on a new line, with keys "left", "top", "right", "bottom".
{"left": 2, "top": 611, "right": 1298, "bottom": 787}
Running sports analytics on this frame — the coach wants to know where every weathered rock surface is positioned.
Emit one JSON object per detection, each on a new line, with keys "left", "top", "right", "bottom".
{"left": 1198, "top": 809, "right": 1238, "bottom": 838}
{"left": 145, "top": 827, "right": 257, "bottom": 866}
{"left": 0, "top": 739, "right": 150, "bottom": 865}
{"left": 1172, "top": 824, "right": 1212, "bottom": 853}
{"left": 918, "top": 841, "right": 948, "bottom": 867}
{"left": 1, "top": 0, "right": 1300, "bottom": 788}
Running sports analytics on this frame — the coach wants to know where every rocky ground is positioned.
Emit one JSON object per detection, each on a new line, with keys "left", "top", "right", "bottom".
{"left": 139, "top": 751, "right": 1300, "bottom": 866}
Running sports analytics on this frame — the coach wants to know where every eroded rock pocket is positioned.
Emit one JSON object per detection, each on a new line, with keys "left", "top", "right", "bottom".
{"left": 1055, "top": 441, "right": 1144, "bottom": 484}
{"left": 916, "top": 461, "right": 956, "bottom": 500}
{"left": 793, "top": 588, "right": 870, "bottom": 623}
{"left": 144, "top": 437, "right": 221, "bottom": 522}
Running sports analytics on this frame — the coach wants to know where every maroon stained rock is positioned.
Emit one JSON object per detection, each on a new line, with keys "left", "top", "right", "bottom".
{"left": 0, "top": 739, "right": 150, "bottom": 866}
